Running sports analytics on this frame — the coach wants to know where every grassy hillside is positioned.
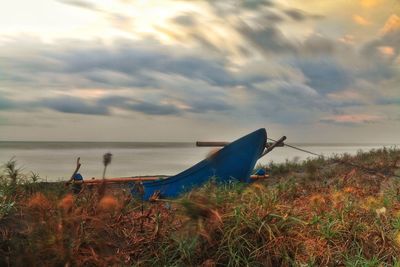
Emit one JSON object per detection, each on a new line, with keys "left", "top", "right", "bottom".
{"left": 1, "top": 148, "right": 400, "bottom": 266}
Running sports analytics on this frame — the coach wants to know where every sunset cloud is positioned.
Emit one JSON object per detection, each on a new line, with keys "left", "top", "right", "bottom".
{"left": 360, "top": 0, "right": 382, "bottom": 8}
{"left": 321, "top": 114, "right": 382, "bottom": 124}
{"left": 378, "top": 46, "right": 395, "bottom": 57}
{"left": 353, "top": 14, "right": 371, "bottom": 25}
{"left": 380, "top": 14, "right": 400, "bottom": 34}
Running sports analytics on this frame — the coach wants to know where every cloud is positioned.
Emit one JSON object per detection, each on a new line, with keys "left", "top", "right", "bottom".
{"left": 380, "top": 14, "right": 400, "bottom": 34}
{"left": 0, "top": 37, "right": 251, "bottom": 118}
{"left": 95, "top": 96, "right": 183, "bottom": 116}
{"left": 57, "top": 0, "right": 99, "bottom": 11}
{"left": 359, "top": 17, "right": 400, "bottom": 82}
{"left": 55, "top": 41, "right": 240, "bottom": 88}
{"left": 95, "top": 88, "right": 232, "bottom": 116}
{"left": 172, "top": 14, "right": 197, "bottom": 26}
{"left": 0, "top": 96, "right": 16, "bottom": 110}
{"left": 96, "top": 96, "right": 128, "bottom": 106}
{"left": 261, "top": 11, "right": 286, "bottom": 23}
{"left": 283, "top": 8, "right": 323, "bottom": 21}
{"left": 284, "top": 9, "right": 308, "bottom": 21}
{"left": 377, "top": 46, "right": 395, "bottom": 57}
{"left": 238, "top": 25, "right": 296, "bottom": 54}
{"left": 240, "top": 0, "right": 274, "bottom": 9}
{"left": 39, "top": 96, "right": 109, "bottom": 115}
{"left": 247, "top": 81, "right": 331, "bottom": 124}
{"left": 327, "top": 90, "right": 369, "bottom": 107}
{"left": 352, "top": 14, "right": 371, "bottom": 25}
{"left": 201, "top": 0, "right": 320, "bottom": 21}
{"left": 301, "top": 35, "right": 336, "bottom": 55}
{"left": 360, "top": 0, "right": 383, "bottom": 7}
{"left": 186, "top": 98, "right": 233, "bottom": 113}
{"left": 57, "top": 0, "right": 135, "bottom": 33}
{"left": 168, "top": 1, "right": 324, "bottom": 59}
{"left": 0, "top": 34, "right": 385, "bottom": 124}
{"left": 320, "top": 114, "right": 382, "bottom": 124}
{"left": 127, "top": 101, "right": 182, "bottom": 115}
{"left": 108, "top": 14, "right": 133, "bottom": 32}
{"left": 0, "top": 38, "right": 251, "bottom": 90}
{"left": 293, "top": 59, "right": 353, "bottom": 94}
{"left": 376, "top": 97, "right": 400, "bottom": 105}
{"left": 236, "top": 22, "right": 340, "bottom": 57}
{"left": 0, "top": 1, "right": 398, "bottom": 129}
{"left": 363, "top": 15, "right": 400, "bottom": 60}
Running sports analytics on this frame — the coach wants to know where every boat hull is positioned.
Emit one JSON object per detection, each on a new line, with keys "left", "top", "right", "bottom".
{"left": 134, "top": 128, "right": 267, "bottom": 200}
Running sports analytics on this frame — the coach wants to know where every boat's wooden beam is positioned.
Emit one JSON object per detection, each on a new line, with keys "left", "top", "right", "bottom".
{"left": 196, "top": 141, "right": 284, "bottom": 147}
{"left": 82, "top": 177, "right": 164, "bottom": 184}
{"left": 250, "top": 174, "right": 269, "bottom": 179}
{"left": 196, "top": 141, "right": 229, "bottom": 147}
{"left": 80, "top": 174, "right": 268, "bottom": 184}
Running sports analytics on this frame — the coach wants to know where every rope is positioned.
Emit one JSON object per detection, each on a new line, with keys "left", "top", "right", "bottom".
{"left": 267, "top": 137, "right": 400, "bottom": 179}
{"left": 268, "top": 138, "right": 321, "bottom": 157}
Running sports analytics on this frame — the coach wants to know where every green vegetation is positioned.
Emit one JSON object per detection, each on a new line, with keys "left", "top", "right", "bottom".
{"left": 1, "top": 147, "right": 400, "bottom": 266}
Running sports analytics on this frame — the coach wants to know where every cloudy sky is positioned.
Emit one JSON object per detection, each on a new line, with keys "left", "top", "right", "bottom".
{"left": 0, "top": 0, "right": 399, "bottom": 142}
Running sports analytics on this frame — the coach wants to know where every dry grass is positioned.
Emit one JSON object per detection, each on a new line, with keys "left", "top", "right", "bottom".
{"left": 1, "top": 147, "right": 400, "bottom": 266}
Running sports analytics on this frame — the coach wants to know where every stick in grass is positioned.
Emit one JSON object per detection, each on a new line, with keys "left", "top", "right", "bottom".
{"left": 102, "top": 152, "right": 112, "bottom": 179}
{"left": 66, "top": 157, "right": 81, "bottom": 186}
{"left": 99, "top": 152, "right": 112, "bottom": 198}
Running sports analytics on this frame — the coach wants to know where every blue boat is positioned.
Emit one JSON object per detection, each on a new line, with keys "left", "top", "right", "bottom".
{"left": 134, "top": 128, "right": 268, "bottom": 200}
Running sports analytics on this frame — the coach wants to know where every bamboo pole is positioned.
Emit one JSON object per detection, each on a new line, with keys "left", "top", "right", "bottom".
{"left": 82, "top": 174, "right": 267, "bottom": 185}
{"left": 250, "top": 174, "right": 269, "bottom": 179}
{"left": 83, "top": 176, "right": 166, "bottom": 184}
{"left": 196, "top": 141, "right": 229, "bottom": 147}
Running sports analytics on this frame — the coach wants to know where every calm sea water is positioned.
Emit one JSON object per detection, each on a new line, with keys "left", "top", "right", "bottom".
{"left": 0, "top": 141, "right": 398, "bottom": 181}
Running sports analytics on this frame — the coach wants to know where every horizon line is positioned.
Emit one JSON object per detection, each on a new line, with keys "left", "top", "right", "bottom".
{"left": 0, "top": 140, "right": 399, "bottom": 146}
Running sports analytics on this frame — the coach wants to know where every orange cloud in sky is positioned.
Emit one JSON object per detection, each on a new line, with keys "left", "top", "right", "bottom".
{"left": 68, "top": 89, "right": 109, "bottom": 99}
{"left": 360, "top": 0, "right": 382, "bottom": 7}
{"left": 353, "top": 14, "right": 371, "bottom": 25}
{"left": 323, "top": 114, "right": 382, "bottom": 123}
{"left": 380, "top": 14, "right": 400, "bottom": 34}
{"left": 378, "top": 46, "right": 395, "bottom": 57}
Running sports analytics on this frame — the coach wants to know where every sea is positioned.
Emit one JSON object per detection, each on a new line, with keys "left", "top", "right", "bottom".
{"left": 0, "top": 141, "right": 398, "bottom": 182}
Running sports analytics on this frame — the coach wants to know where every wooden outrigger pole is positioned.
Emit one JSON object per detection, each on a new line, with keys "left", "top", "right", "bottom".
{"left": 83, "top": 174, "right": 269, "bottom": 184}
{"left": 83, "top": 177, "right": 166, "bottom": 184}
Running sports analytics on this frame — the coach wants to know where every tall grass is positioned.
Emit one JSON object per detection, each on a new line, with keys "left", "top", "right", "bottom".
{"left": 1, "top": 148, "right": 400, "bottom": 266}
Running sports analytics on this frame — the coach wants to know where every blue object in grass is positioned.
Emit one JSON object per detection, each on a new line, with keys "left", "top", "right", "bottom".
{"left": 73, "top": 173, "right": 83, "bottom": 181}
{"left": 72, "top": 173, "right": 83, "bottom": 194}
{"left": 254, "top": 168, "right": 266, "bottom": 176}
{"left": 136, "top": 128, "right": 267, "bottom": 200}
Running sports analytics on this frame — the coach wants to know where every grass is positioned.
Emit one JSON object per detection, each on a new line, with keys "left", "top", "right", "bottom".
{"left": 1, "top": 147, "right": 400, "bottom": 266}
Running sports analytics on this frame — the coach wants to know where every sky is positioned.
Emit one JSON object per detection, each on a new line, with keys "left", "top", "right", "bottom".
{"left": 0, "top": 0, "right": 399, "bottom": 142}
